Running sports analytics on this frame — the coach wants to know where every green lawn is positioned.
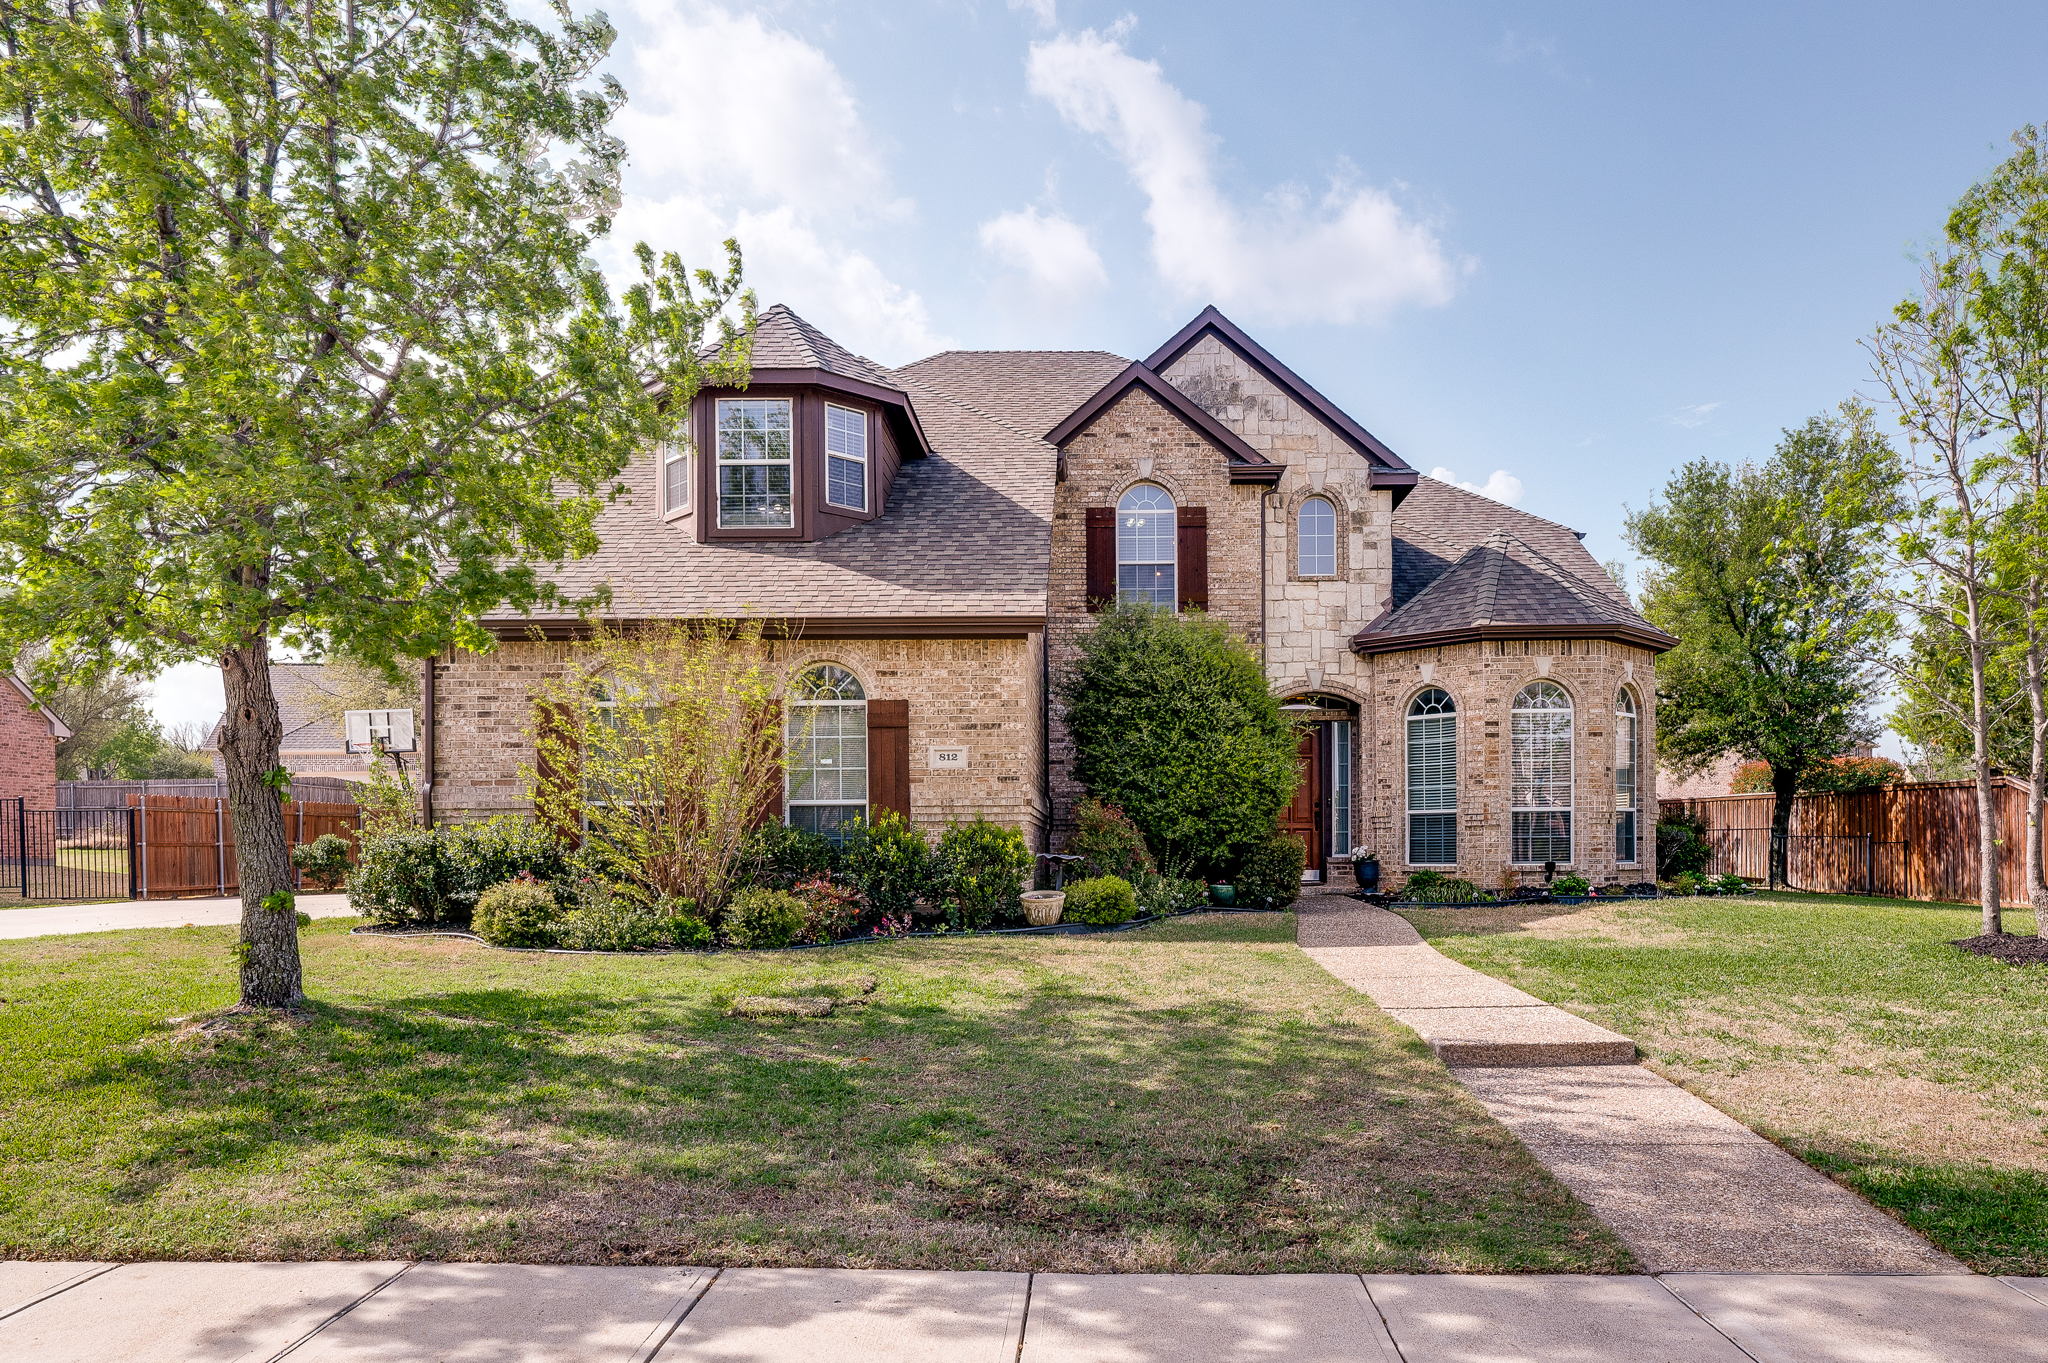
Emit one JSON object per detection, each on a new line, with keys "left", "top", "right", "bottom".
{"left": 0, "top": 914, "right": 1626, "bottom": 1272}
{"left": 1405, "top": 891, "right": 2048, "bottom": 1274}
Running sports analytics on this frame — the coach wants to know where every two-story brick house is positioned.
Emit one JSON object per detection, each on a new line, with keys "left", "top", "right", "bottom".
{"left": 427, "top": 304, "right": 1674, "bottom": 886}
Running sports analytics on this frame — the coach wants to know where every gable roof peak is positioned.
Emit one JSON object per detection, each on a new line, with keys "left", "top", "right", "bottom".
{"left": 747, "top": 303, "right": 903, "bottom": 390}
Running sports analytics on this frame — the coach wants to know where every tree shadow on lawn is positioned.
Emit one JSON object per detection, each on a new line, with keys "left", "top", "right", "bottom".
{"left": 1790, "top": 1138, "right": 2048, "bottom": 1276}
{"left": 23, "top": 947, "right": 1626, "bottom": 1273}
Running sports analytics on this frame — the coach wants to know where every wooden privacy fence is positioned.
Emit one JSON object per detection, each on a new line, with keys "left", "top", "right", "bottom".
{"left": 1664, "top": 778, "right": 2030, "bottom": 906}
{"left": 130, "top": 795, "right": 361, "bottom": 899}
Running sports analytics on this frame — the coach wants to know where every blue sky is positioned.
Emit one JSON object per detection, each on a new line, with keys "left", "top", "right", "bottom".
{"left": 149, "top": 0, "right": 2048, "bottom": 732}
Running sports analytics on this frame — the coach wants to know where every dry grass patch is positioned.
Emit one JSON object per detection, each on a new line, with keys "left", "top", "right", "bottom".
{"left": 0, "top": 913, "right": 1625, "bottom": 1273}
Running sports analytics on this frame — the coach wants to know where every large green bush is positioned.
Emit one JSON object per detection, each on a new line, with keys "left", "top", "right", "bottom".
{"left": 1656, "top": 808, "right": 1713, "bottom": 879}
{"left": 840, "top": 809, "right": 931, "bottom": 919}
{"left": 1063, "top": 875, "right": 1138, "bottom": 926}
{"left": 1059, "top": 604, "right": 1299, "bottom": 874}
{"left": 1232, "top": 832, "right": 1305, "bottom": 910}
{"left": 933, "top": 818, "right": 1032, "bottom": 929}
{"left": 472, "top": 878, "right": 561, "bottom": 948}
{"left": 738, "top": 820, "right": 841, "bottom": 892}
{"left": 350, "top": 816, "right": 570, "bottom": 928}
{"left": 723, "top": 887, "right": 808, "bottom": 949}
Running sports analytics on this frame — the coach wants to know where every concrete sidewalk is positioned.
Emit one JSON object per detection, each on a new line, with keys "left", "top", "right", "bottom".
{"left": 0, "top": 893, "right": 355, "bottom": 940}
{"left": 1294, "top": 893, "right": 1960, "bottom": 1276}
{"left": 3, "top": 1260, "right": 2045, "bottom": 1362}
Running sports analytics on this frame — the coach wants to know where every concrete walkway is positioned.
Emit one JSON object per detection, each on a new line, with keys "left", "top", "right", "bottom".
{"left": 5, "top": 1260, "right": 2047, "bottom": 1362}
{"left": 1295, "top": 892, "right": 1961, "bottom": 1275}
{"left": 0, "top": 893, "right": 354, "bottom": 940}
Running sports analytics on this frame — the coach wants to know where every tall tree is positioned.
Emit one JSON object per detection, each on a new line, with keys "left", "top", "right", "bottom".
{"left": 0, "top": 0, "right": 749, "bottom": 1007}
{"left": 1627, "top": 406, "right": 1897, "bottom": 890}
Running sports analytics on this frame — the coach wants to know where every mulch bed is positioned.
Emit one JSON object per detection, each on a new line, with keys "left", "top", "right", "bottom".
{"left": 1953, "top": 932, "right": 2048, "bottom": 965}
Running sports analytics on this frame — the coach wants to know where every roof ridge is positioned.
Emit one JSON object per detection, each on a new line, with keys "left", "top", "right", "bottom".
{"left": 893, "top": 374, "right": 1045, "bottom": 448}
{"left": 1496, "top": 533, "right": 1638, "bottom": 623}
{"left": 1473, "top": 533, "right": 1509, "bottom": 624}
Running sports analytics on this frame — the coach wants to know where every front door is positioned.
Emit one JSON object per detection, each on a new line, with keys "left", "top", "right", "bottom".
{"left": 1281, "top": 727, "right": 1325, "bottom": 881}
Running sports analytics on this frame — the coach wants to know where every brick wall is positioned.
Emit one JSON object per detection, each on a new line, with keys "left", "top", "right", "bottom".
{"left": 430, "top": 633, "right": 1048, "bottom": 844}
{"left": 0, "top": 682, "right": 58, "bottom": 808}
{"left": 1361, "top": 637, "right": 1661, "bottom": 887}
{"left": 1044, "top": 384, "right": 1267, "bottom": 845}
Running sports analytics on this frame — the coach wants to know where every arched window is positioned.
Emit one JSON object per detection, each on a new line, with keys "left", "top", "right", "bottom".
{"left": 1511, "top": 681, "right": 1574, "bottom": 864}
{"left": 787, "top": 664, "right": 867, "bottom": 838}
{"left": 1297, "top": 496, "right": 1337, "bottom": 576}
{"left": 1407, "top": 688, "right": 1458, "bottom": 865}
{"left": 1615, "top": 689, "right": 1641, "bottom": 864}
{"left": 1116, "top": 484, "right": 1177, "bottom": 606}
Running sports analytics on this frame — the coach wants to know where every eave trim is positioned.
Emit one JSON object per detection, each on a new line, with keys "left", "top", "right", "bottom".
{"left": 1043, "top": 361, "right": 1274, "bottom": 470}
{"left": 1350, "top": 621, "right": 1681, "bottom": 656}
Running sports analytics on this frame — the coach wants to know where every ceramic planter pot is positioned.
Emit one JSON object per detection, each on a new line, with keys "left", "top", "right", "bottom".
{"left": 1352, "top": 857, "right": 1381, "bottom": 892}
{"left": 1021, "top": 890, "right": 1065, "bottom": 926}
{"left": 1209, "top": 884, "right": 1237, "bottom": 907}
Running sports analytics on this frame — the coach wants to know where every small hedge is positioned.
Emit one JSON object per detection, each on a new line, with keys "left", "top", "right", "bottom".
{"left": 1063, "top": 875, "right": 1138, "bottom": 926}
{"left": 1233, "top": 832, "right": 1305, "bottom": 910}
{"left": 473, "top": 878, "right": 560, "bottom": 947}
{"left": 725, "top": 887, "right": 808, "bottom": 949}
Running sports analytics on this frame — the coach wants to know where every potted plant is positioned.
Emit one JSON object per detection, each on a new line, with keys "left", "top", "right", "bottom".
{"left": 1350, "top": 850, "right": 1381, "bottom": 893}
{"left": 1209, "top": 883, "right": 1238, "bottom": 906}
{"left": 1021, "top": 889, "right": 1065, "bottom": 926}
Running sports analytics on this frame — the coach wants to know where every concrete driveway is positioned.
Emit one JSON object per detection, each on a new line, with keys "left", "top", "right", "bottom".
{"left": 0, "top": 893, "right": 355, "bottom": 941}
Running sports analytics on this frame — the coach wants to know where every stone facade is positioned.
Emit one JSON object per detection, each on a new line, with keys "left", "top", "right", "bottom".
{"left": 430, "top": 633, "right": 1047, "bottom": 843}
{"left": 0, "top": 678, "right": 60, "bottom": 808}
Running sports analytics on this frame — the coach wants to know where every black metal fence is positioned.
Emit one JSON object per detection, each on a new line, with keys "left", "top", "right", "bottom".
{"left": 0, "top": 799, "right": 136, "bottom": 903}
{"left": 1697, "top": 826, "right": 1906, "bottom": 896}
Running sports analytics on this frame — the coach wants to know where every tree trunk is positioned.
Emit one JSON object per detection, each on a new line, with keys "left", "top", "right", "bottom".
{"left": 1965, "top": 599, "right": 2003, "bottom": 937}
{"left": 1769, "top": 763, "right": 1798, "bottom": 890}
{"left": 218, "top": 640, "right": 303, "bottom": 1007}
{"left": 2027, "top": 631, "right": 2047, "bottom": 938}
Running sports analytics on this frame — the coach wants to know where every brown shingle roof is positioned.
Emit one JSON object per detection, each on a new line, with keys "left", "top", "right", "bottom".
{"left": 894, "top": 350, "right": 1129, "bottom": 441}
{"left": 1390, "top": 477, "right": 1630, "bottom": 610}
{"left": 744, "top": 303, "right": 905, "bottom": 389}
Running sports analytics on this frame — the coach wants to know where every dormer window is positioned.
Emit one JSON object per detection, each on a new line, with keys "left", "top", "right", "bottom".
{"left": 825, "top": 403, "right": 868, "bottom": 512}
{"left": 716, "top": 397, "right": 794, "bottom": 529}
{"left": 660, "top": 440, "right": 690, "bottom": 518}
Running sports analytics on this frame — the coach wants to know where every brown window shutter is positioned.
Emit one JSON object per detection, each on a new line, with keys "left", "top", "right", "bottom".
{"left": 755, "top": 697, "right": 784, "bottom": 827}
{"left": 532, "top": 700, "right": 582, "bottom": 845}
{"left": 1084, "top": 507, "right": 1116, "bottom": 611}
{"left": 1177, "top": 506, "right": 1209, "bottom": 611}
{"left": 867, "top": 698, "right": 912, "bottom": 819}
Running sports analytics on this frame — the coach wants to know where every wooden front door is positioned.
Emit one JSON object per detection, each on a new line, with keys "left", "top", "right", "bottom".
{"left": 1280, "top": 727, "right": 1324, "bottom": 880}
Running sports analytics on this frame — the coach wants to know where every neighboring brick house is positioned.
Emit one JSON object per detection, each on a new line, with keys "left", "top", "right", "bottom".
{"left": 1, "top": 674, "right": 70, "bottom": 808}
{"left": 428, "top": 303, "right": 1675, "bottom": 885}
{"left": 206, "top": 663, "right": 376, "bottom": 782}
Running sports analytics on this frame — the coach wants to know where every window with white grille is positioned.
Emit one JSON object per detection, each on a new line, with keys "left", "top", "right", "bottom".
{"left": 660, "top": 440, "right": 689, "bottom": 517}
{"left": 1615, "top": 688, "right": 1640, "bottom": 864}
{"left": 825, "top": 403, "right": 868, "bottom": 512}
{"left": 1512, "top": 680, "right": 1574, "bottom": 863}
{"left": 1297, "top": 496, "right": 1337, "bottom": 577}
{"left": 1116, "top": 483, "right": 1177, "bottom": 607}
{"left": 1329, "top": 720, "right": 1353, "bottom": 858}
{"left": 1406, "top": 688, "right": 1457, "bottom": 865}
{"left": 787, "top": 664, "right": 867, "bottom": 839}
{"left": 716, "top": 397, "right": 793, "bottom": 528}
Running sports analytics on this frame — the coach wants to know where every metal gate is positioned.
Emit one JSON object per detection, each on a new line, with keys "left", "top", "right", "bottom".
{"left": 0, "top": 799, "right": 137, "bottom": 902}
{"left": 1698, "top": 826, "right": 1905, "bottom": 896}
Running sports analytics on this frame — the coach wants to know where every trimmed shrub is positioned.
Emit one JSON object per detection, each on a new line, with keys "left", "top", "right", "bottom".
{"left": 558, "top": 884, "right": 672, "bottom": 951}
{"left": 657, "top": 897, "right": 715, "bottom": 949}
{"left": 1066, "top": 799, "right": 1154, "bottom": 882}
{"left": 791, "top": 877, "right": 864, "bottom": 943}
{"left": 934, "top": 818, "right": 1033, "bottom": 930}
{"left": 473, "top": 877, "right": 561, "bottom": 948}
{"left": 350, "top": 816, "right": 570, "bottom": 929}
{"left": 1714, "top": 873, "right": 1748, "bottom": 894}
{"left": 1232, "top": 832, "right": 1306, "bottom": 910}
{"left": 1135, "top": 872, "right": 1208, "bottom": 917}
{"left": 291, "top": 833, "right": 352, "bottom": 890}
{"left": 1063, "top": 875, "right": 1138, "bottom": 926}
{"left": 1669, "top": 871, "right": 1706, "bottom": 895}
{"left": 1551, "top": 873, "right": 1591, "bottom": 897}
{"left": 724, "top": 887, "right": 808, "bottom": 949}
{"left": 840, "top": 810, "right": 931, "bottom": 919}
{"left": 1059, "top": 604, "right": 1300, "bottom": 874}
{"left": 1656, "top": 809, "right": 1713, "bottom": 879}
{"left": 739, "top": 820, "right": 841, "bottom": 892}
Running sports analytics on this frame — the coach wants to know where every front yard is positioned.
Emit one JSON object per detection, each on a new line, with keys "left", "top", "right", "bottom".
{"left": 0, "top": 914, "right": 1626, "bottom": 1273}
{"left": 1406, "top": 891, "right": 2048, "bottom": 1274}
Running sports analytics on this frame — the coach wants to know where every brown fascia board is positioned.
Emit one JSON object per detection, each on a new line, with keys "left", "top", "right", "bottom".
{"left": 706, "top": 367, "right": 934, "bottom": 458}
{"left": 1145, "top": 305, "right": 1418, "bottom": 483}
{"left": 1043, "top": 361, "right": 1276, "bottom": 472}
{"left": 489, "top": 614, "right": 1045, "bottom": 642}
{"left": 1350, "top": 620, "right": 1681, "bottom": 656}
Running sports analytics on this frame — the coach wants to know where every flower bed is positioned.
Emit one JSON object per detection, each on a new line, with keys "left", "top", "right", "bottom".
{"left": 1378, "top": 873, "right": 1753, "bottom": 910}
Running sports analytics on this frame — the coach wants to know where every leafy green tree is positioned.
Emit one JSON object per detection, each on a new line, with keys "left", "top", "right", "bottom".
{"left": 1059, "top": 603, "right": 1299, "bottom": 876}
{"left": 0, "top": 0, "right": 748, "bottom": 1007}
{"left": 1627, "top": 406, "right": 1897, "bottom": 889}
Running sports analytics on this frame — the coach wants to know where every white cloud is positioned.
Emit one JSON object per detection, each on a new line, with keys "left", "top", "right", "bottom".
{"left": 1665, "top": 401, "right": 1723, "bottom": 429}
{"left": 146, "top": 661, "right": 225, "bottom": 733}
{"left": 1025, "top": 27, "right": 1463, "bottom": 325}
{"left": 1429, "top": 466, "right": 1525, "bottom": 505}
{"left": 601, "top": 3, "right": 946, "bottom": 361}
{"left": 978, "top": 207, "right": 1108, "bottom": 301}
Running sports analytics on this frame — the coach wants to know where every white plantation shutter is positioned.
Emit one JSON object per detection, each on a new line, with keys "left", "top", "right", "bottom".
{"left": 1406, "top": 689, "right": 1457, "bottom": 865}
